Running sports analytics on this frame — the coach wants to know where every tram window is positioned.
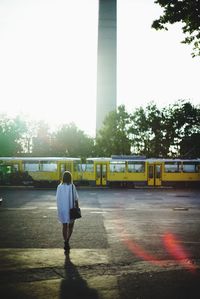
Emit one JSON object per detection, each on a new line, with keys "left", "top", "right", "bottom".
{"left": 96, "top": 165, "right": 101, "bottom": 178}
{"left": 156, "top": 165, "right": 161, "bottom": 178}
{"left": 148, "top": 165, "right": 154, "bottom": 179}
{"left": 164, "top": 162, "right": 180, "bottom": 173}
{"left": 74, "top": 162, "right": 79, "bottom": 171}
{"left": 6, "top": 166, "right": 12, "bottom": 173}
{"left": 182, "top": 163, "right": 197, "bottom": 173}
{"left": 60, "top": 164, "right": 66, "bottom": 173}
{"left": 24, "top": 162, "right": 39, "bottom": 172}
{"left": 0, "top": 165, "right": 11, "bottom": 174}
{"left": 41, "top": 162, "right": 57, "bottom": 172}
{"left": 65, "top": 164, "right": 72, "bottom": 172}
{"left": 110, "top": 162, "right": 125, "bottom": 173}
{"left": 81, "top": 164, "right": 86, "bottom": 171}
{"left": 127, "top": 162, "right": 145, "bottom": 173}
{"left": 73, "top": 162, "right": 80, "bottom": 172}
{"left": 102, "top": 165, "right": 107, "bottom": 178}
{"left": 85, "top": 162, "right": 94, "bottom": 172}
{"left": 13, "top": 164, "right": 19, "bottom": 172}
{"left": 77, "top": 164, "right": 83, "bottom": 172}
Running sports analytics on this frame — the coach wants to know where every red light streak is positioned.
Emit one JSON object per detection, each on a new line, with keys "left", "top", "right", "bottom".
{"left": 163, "top": 233, "right": 196, "bottom": 273}
{"left": 122, "top": 238, "right": 165, "bottom": 267}
{"left": 114, "top": 218, "right": 196, "bottom": 272}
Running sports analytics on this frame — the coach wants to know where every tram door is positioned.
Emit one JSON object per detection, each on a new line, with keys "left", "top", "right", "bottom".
{"left": 60, "top": 163, "right": 72, "bottom": 179}
{"left": 95, "top": 163, "right": 107, "bottom": 186}
{"left": 148, "top": 163, "right": 162, "bottom": 186}
{"left": 65, "top": 162, "right": 72, "bottom": 172}
{"left": 59, "top": 163, "right": 65, "bottom": 180}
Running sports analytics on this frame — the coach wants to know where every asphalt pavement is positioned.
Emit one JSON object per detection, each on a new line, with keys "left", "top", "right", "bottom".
{"left": 0, "top": 187, "right": 200, "bottom": 299}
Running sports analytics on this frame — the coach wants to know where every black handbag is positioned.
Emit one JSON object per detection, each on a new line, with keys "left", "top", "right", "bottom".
{"left": 70, "top": 185, "right": 81, "bottom": 220}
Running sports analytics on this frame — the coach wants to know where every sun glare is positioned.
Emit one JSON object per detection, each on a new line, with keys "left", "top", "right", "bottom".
{"left": 1, "top": 0, "right": 200, "bottom": 137}
{"left": 0, "top": 0, "right": 98, "bottom": 136}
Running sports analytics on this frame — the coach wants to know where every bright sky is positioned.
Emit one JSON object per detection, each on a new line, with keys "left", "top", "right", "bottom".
{"left": 0, "top": 0, "right": 200, "bottom": 137}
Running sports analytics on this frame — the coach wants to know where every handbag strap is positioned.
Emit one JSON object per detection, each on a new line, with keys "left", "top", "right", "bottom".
{"left": 71, "top": 184, "right": 75, "bottom": 208}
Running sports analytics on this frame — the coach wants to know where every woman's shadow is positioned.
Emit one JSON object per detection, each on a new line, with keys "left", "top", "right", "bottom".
{"left": 60, "top": 252, "right": 99, "bottom": 299}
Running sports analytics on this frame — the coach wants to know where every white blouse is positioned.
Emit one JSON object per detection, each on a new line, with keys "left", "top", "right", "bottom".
{"left": 56, "top": 183, "right": 79, "bottom": 224}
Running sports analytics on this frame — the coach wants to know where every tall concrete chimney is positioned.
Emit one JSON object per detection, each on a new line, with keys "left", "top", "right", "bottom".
{"left": 96, "top": 0, "right": 117, "bottom": 134}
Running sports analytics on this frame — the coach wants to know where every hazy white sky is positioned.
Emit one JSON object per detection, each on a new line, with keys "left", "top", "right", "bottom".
{"left": 0, "top": 0, "right": 200, "bottom": 137}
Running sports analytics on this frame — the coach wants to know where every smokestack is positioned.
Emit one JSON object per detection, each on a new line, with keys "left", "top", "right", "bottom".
{"left": 96, "top": 0, "right": 117, "bottom": 134}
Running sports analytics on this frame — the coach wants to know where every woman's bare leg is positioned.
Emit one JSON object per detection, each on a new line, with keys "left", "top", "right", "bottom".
{"left": 62, "top": 223, "right": 69, "bottom": 241}
{"left": 62, "top": 222, "right": 74, "bottom": 242}
{"left": 62, "top": 222, "right": 74, "bottom": 254}
{"left": 67, "top": 222, "right": 75, "bottom": 242}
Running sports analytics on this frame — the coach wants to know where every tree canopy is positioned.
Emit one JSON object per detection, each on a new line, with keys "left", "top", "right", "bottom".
{"left": 95, "top": 105, "right": 131, "bottom": 156}
{"left": 152, "top": 0, "right": 200, "bottom": 57}
{"left": 0, "top": 100, "right": 200, "bottom": 158}
{"left": 0, "top": 115, "right": 27, "bottom": 156}
{"left": 51, "top": 123, "right": 95, "bottom": 158}
{"left": 129, "top": 103, "right": 165, "bottom": 157}
{"left": 128, "top": 100, "right": 200, "bottom": 157}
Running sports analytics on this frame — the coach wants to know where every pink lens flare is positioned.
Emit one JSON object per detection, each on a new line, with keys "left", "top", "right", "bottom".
{"left": 114, "top": 219, "right": 165, "bottom": 266}
{"left": 163, "top": 233, "right": 196, "bottom": 273}
{"left": 122, "top": 237, "right": 165, "bottom": 267}
{"left": 114, "top": 218, "right": 197, "bottom": 272}
{"left": 113, "top": 205, "right": 197, "bottom": 273}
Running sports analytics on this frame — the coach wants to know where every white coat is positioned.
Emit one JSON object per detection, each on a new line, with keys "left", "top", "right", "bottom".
{"left": 56, "top": 183, "right": 79, "bottom": 224}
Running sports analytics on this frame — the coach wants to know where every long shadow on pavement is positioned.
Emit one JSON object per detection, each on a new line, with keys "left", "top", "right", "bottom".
{"left": 60, "top": 253, "right": 99, "bottom": 299}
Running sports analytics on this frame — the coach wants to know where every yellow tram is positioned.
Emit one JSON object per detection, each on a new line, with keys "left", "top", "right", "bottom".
{"left": 82, "top": 157, "right": 148, "bottom": 187}
{"left": 0, "top": 156, "right": 200, "bottom": 187}
{"left": 0, "top": 157, "right": 82, "bottom": 186}
{"left": 82, "top": 157, "right": 200, "bottom": 187}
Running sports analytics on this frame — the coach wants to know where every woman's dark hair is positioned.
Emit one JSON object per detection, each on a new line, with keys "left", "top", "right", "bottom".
{"left": 62, "top": 171, "right": 72, "bottom": 184}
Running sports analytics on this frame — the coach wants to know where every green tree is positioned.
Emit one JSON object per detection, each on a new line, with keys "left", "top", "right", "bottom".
{"left": 129, "top": 103, "right": 165, "bottom": 157}
{"left": 180, "top": 133, "right": 200, "bottom": 157}
{"left": 52, "top": 123, "right": 95, "bottom": 158}
{"left": 152, "top": 0, "right": 200, "bottom": 57}
{"left": 129, "top": 100, "right": 200, "bottom": 158}
{"left": 165, "top": 100, "right": 200, "bottom": 156}
{"left": 95, "top": 105, "right": 131, "bottom": 156}
{"left": 0, "top": 115, "right": 27, "bottom": 156}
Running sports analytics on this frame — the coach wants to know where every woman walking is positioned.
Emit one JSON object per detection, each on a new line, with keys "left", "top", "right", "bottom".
{"left": 56, "top": 171, "right": 79, "bottom": 254}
